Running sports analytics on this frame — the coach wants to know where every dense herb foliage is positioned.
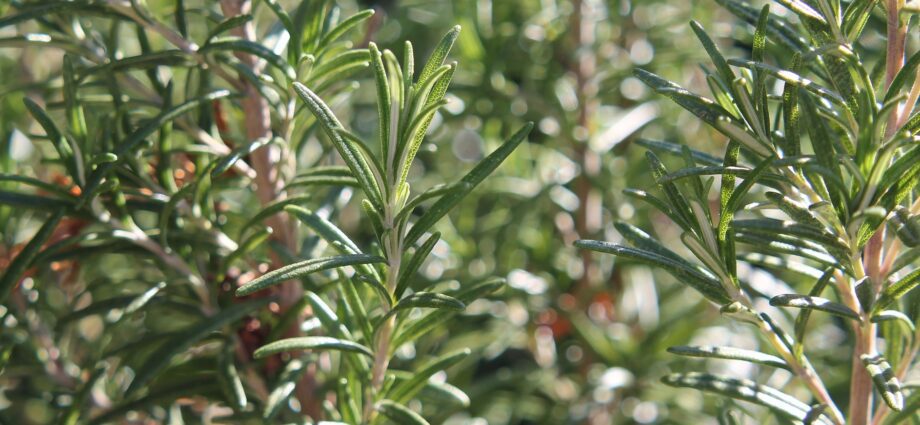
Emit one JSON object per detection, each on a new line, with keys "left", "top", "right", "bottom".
{"left": 2, "top": 0, "right": 918, "bottom": 424}
{"left": 0, "top": 1, "right": 531, "bottom": 423}
{"left": 579, "top": 1, "right": 920, "bottom": 424}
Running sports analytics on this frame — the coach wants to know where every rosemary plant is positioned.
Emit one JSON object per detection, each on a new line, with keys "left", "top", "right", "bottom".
{"left": 579, "top": 1, "right": 919, "bottom": 424}
{"left": 0, "top": 0, "right": 529, "bottom": 423}
{"left": 234, "top": 27, "right": 533, "bottom": 423}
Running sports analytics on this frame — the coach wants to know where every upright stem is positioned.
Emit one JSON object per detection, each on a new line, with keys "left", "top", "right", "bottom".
{"left": 571, "top": 0, "right": 600, "bottom": 293}
{"left": 219, "top": 0, "right": 310, "bottom": 415}
{"left": 851, "top": 4, "right": 906, "bottom": 424}
{"left": 363, "top": 202, "right": 403, "bottom": 423}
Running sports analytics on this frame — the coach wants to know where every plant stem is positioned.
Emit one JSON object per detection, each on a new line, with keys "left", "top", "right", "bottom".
{"left": 363, "top": 198, "right": 403, "bottom": 423}
{"left": 570, "top": 0, "right": 601, "bottom": 296}
{"left": 218, "top": 0, "right": 312, "bottom": 415}
{"left": 851, "top": 4, "right": 907, "bottom": 424}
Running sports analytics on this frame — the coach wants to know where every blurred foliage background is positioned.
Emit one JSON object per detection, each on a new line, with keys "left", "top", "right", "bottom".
{"left": 0, "top": 0, "right": 873, "bottom": 424}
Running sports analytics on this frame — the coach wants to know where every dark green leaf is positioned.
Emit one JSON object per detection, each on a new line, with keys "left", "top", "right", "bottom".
{"left": 861, "top": 354, "right": 904, "bottom": 411}
{"left": 253, "top": 336, "right": 373, "bottom": 358}
{"left": 235, "top": 254, "right": 385, "bottom": 296}
{"left": 667, "top": 345, "right": 790, "bottom": 370}
{"left": 376, "top": 400, "right": 430, "bottom": 425}
{"left": 126, "top": 298, "right": 270, "bottom": 394}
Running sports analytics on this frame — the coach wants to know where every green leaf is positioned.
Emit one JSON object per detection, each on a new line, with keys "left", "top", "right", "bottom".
{"left": 714, "top": 0, "right": 809, "bottom": 52}
{"left": 765, "top": 191, "right": 825, "bottom": 229}
{"left": 23, "top": 98, "right": 79, "bottom": 181}
{"left": 263, "top": 358, "right": 307, "bottom": 421}
{"left": 88, "top": 379, "right": 218, "bottom": 425}
{"left": 389, "top": 348, "right": 471, "bottom": 403}
{"left": 201, "top": 39, "right": 295, "bottom": 80}
{"left": 667, "top": 345, "right": 790, "bottom": 370}
{"left": 770, "top": 294, "right": 860, "bottom": 321}
{"left": 210, "top": 137, "right": 275, "bottom": 177}
{"left": 235, "top": 254, "right": 385, "bottom": 296}
{"left": 733, "top": 219, "right": 848, "bottom": 252}
{"left": 376, "top": 400, "right": 430, "bottom": 425}
{"left": 263, "top": 0, "right": 295, "bottom": 37}
{"left": 217, "top": 343, "right": 247, "bottom": 410}
{"left": 253, "top": 336, "right": 373, "bottom": 358}
{"left": 614, "top": 222, "right": 698, "bottom": 269}
{"left": 728, "top": 60, "right": 848, "bottom": 107}
{"left": 781, "top": 54, "right": 803, "bottom": 157}
{"left": 418, "top": 381, "right": 470, "bottom": 408}
{"left": 368, "top": 43, "right": 392, "bottom": 169}
{"left": 391, "top": 278, "right": 504, "bottom": 349}
{"left": 891, "top": 206, "right": 920, "bottom": 247}
{"left": 861, "top": 354, "right": 904, "bottom": 411}
{"left": 645, "top": 151, "right": 697, "bottom": 232}
{"left": 417, "top": 25, "right": 461, "bottom": 87}
{"left": 309, "top": 49, "right": 372, "bottom": 84}
{"left": 293, "top": 82, "right": 384, "bottom": 210}
{"left": 871, "top": 310, "right": 915, "bottom": 332}
{"left": 0, "top": 2, "right": 116, "bottom": 29}
{"left": 318, "top": 9, "right": 375, "bottom": 50}
{"left": 126, "top": 298, "right": 270, "bottom": 394}
{"left": 206, "top": 15, "right": 253, "bottom": 42}
{"left": 338, "top": 277, "right": 376, "bottom": 343}
{"left": 842, "top": 0, "right": 876, "bottom": 40}
{"left": 662, "top": 372, "right": 834, "bottom": 424}
{"left": 284, "top": 205, "right": 382, "bottom": 285}
{"left": 885, "top": 49, "right": 920, "bottom": 103}
{"left": 395, "top": 232, "right": 440, "bottom": 298}
{"left": 79, "top": 50, "right": 192, "bottom": 77}
{"left": 404, "top": 123, "right": 532, "bottom": 246}
{"left": 575, "top": 240, "right": 731, "bottom": 304}
{"left": 773, "top": 0, "right": 827, "bottom": 27}
{"left": 793, "top": 269, "right": 835, "bottom": 359}
{"left": 285, "top": 205, "right": 361, "bottom": 254}
{"left": 82, "top": 90, "right": 233, "bottom": 204}
{"left": 634, "top": 68, "right": 734, "bottom": 127}
{"left": 237, "top": 195, "right": 312, "bottom": 239}
{"left": 636, "top": 139, "right": 723, "bottom": 166}
{"left": 873, "top": 268, "right": 920, "bottom": 314}
{"left": 389, "top": 292, "right": 465, "bottom": 316}
{"left": 690, "top": 21, "right": 734, "bottom": 84}
{"left": 0, "top": 210, "right": 64, "bottom": 305}
{"left": 395, "top": 183, "right": 469, "bottom": 226}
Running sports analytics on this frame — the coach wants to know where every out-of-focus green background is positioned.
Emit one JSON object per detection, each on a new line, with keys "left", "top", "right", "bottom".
{"left": 0, "top": 0, "right": 789, "bottom": 423}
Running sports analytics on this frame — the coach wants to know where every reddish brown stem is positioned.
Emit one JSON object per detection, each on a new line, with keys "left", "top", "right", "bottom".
{"left": 571, "top": 0, "right": 600, "bottom": 295}
{"left": 219, "top": 0, "right": 313, "bottom": 416}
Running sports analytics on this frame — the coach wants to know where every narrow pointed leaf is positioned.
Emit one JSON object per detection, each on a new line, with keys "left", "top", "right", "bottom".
{"left": 667, "top": 345, "right": 790, "bottom": 370}
{"left": 861, "top": 354, "right": 904, "bottom": 411}
{"left": 405, "top": 123, "right": 532, "bottom": 246}
{"left": 293, "top": 82, "right": 384, "bottom": 210}
{"left": 417, "top": 25, "right": 460, "bottom": 86}
{"left": 770, "top": 294, "right": 860, "bottom": 321}
{"left": 392, "top": 292, "right": 464, "bottom": 313}
{"left": 263, "top": 359, "right": 306, "bottom": 420}
{"left": 253, "top": 336, "right": 373, "bottom": 358}
{"left": 575, "top": 240, "right": 730, "bottom": 304}
{"left": 662, "top": 372, "right": 834, "bottom": 424}
{"left": 873, "top": 268, "right": 920, "bottom": 314}
{"left": 390, "top": 348, "right": 471, "bottom": 403}
{"left": 126, "top": 298, "right": 270, "bottom": 394}
{"left": 395, "top": 232, "right": 440, "bottom": 298}
{"left": 376, "top": 400, "right": 430, "bottom": 425}
{"left": 235, "top": 255, "right": 385, "bottom": 296}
